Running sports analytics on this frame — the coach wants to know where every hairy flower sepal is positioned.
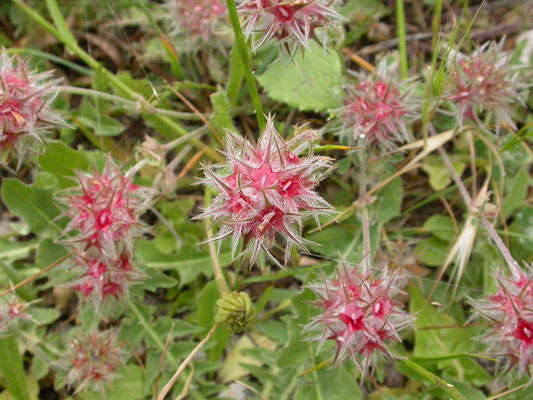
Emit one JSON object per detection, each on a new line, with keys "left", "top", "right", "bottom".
{"left": 216, "top": 291, "right": 257, "bottom": 333}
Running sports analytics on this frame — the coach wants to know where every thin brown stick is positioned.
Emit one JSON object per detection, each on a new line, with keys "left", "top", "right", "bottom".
{"left": 342, "top": 48, "right": 375, "bottom": 72}
{"left": 164, "top": 80, "right": 223, "bottom": 145}
{"left": 155, "top": 322, "right": 176, "bottom": 399}
{"left": 0, "top": 254, "right": 70, "bottom": 298}
{"left": 177, "top": 148, "right": 207, "bottom": 180}
{"left": 175, "top": 364, "right": 194, "bottom": 400}
{"left": 157, "top": 323, "right": 218, "bottom": 400}
{"left": 235, "top": 380, "right": 267, "bottom": 400}
{"left": 487, "top": 383, "right": 529, "bottom": 400}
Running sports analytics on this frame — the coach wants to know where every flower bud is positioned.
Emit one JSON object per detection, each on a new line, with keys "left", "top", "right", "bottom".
{"left": 215, "top": 291, "right": 257, "bottom": 333}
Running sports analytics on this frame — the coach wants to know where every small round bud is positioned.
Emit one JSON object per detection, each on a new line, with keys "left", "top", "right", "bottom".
{"left": 215, "top": 291, "right": 257, "bottom": 333}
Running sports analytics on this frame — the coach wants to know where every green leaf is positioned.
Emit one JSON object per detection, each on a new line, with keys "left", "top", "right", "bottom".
{"left": 422, "top": 155, "right": 465, "bottom": 191}
{"left": 257, "top": 41, "right": 342, "bottom": 112}
{"left": 210, "top": 87, "right": 237, "bottom": 134}
{"left": 0, "top": 239, "right": 38, "bottom": 264}
{"left": 136, "top": 240, "right": 232, "bottom": 287}
{"left": 80, "top": 364, "right": 144, "bottom": 400}
{"left": 409, "top": 285, "right": 491, "bottom": 385}
{"left": 376, "top": 177, "right": 404, "bottom": 223}
{"left": 424, "top": 215, "right": 456, "bottom": 242}
{"left": 29, "top": 307, "right": 61, "bottom": 325}
{"left": 503, "top": 169, "right": 529, "bottom": 219}
{"left": 0, "top": 336, "right": 31, "bottom": 400}
{"left": 196, "top": 281, "right": 230, "bottom": 362}
{"left": 1, "top": 179, "right": 63, "bottom": 237}
{"left": 296, "top": 367, "right": 363, "bottom": 400}
{"left": 397, "top": 359, "right": 466, "bottom": 400}
{"left": 38, "top": 141, "right": 91, "bottom": 189}
{"left": 76, "top": 98, "right": 126, "bottom": 137}
{"left": 35, "top": 239, "right": 68, "bottom": 269}
{"left": 143, "top": 269, "right": 179, "bottom": 292}
{"left": 414, "top": 237, "right": 449, "bottom": 267}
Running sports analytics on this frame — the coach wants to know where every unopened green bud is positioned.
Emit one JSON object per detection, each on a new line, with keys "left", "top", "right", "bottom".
{"left": 215, "top": 291, "right": 257, "bottom": 334}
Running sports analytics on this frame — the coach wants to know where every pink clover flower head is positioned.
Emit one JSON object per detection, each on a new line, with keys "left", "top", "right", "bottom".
{"left": 197, "top": 117, "right": 335, "bottom": 266}
{"left": 237, "top": 0, "right": 344, "bottom": 56}
{"left": 445, "top": 40, "right": 527, "bottom": 135}
{"left": 339, "top": 60, "right": 418, "bottom": 147}
{"left": 60, "top": 157, "right": 149, "bottom": 260}
{"left": 0, "top": 48, "right": 63, "bottom": 163}
{"left": 305, "top": 264, "right": 414, "bottom": 376}
{"left": 166, "top": 0, "right": 227, "bottom": 44}
{"left": 472, "top": 266, "right": 533, "bottom": 379}
{"left": 62, "top": 330, "right": 122, "bottom": 394}
{"left": 66, "top": 250, "right": 141, "bottom": 304}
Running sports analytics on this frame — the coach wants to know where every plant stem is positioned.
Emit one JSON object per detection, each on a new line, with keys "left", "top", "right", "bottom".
{"left": 127, "top": 299, "right": 179, "bottom": 367}
{"left": 0, "top": 254, "right": 70, "bottom": 298}
{"left": 358, "top": 151, "right": 372, "bottom": 273}
{"left": 58, "top": 86, "right": 202, "bottom": 121}
{"left": 432, "top": 0, "right": 443, "bottom": 46}
{"left": 396, "top": 0, "right": 409, "bottom": 78}
{"left": 157, "top": 323, "right": 218, "bottom": 400}
{"left": 204, "top": 187, "right": 230, "bottom": 295}
{"left": 225, "top": 0, "right": 266, "bottom": 131}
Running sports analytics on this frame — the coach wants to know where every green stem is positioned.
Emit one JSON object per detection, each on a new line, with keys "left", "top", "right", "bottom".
{"left": 127, "top": 299, "right": 179, "bottom": 368}
{"left": 6, "top": 48, "right": 93, "bottom": 76}
{"left": 432, "top": 0, "right": 443, "bottom": 46}
{"left": 225, "top": 0, "right": 266, "bottom": 131}
{"left": 204, "top": 187, "right": 230, "bottom": 295}
{"left": 396, "top": 0, "right": 409, "bottom": 78}
{"left": 59, "top": 86, "right": 202, "bottom": 121}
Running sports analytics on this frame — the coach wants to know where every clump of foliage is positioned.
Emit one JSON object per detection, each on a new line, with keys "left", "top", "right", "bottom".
{"left": 0, "top": 0, "right": 532, "bottom": 399}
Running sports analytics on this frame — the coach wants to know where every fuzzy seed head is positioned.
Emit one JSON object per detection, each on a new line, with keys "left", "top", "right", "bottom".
{"left": 62, "top": 330, "right": 122, "bottom": 394}
{"left": 472, "top": 266, "right": 533, "bottom": 379}
{"left": 306, "top": 265, "right": 414, "bottom": 376}
{"left": 197, "top": 117, "right": 334, "bottom": 266}
{"left": 237, "top": 0, "right": 343, "bottom": 56}
{"left": 339, "top": 60, "right": 417, "bottom": 147}
{"left": 166, "top": 0, "right": 227, "bottom": 43}
{"left": 0, "top": 49, "right": 63, "bottom": 163}
{"left": 445, "top": 41, "right": 527, "bottom": 135}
